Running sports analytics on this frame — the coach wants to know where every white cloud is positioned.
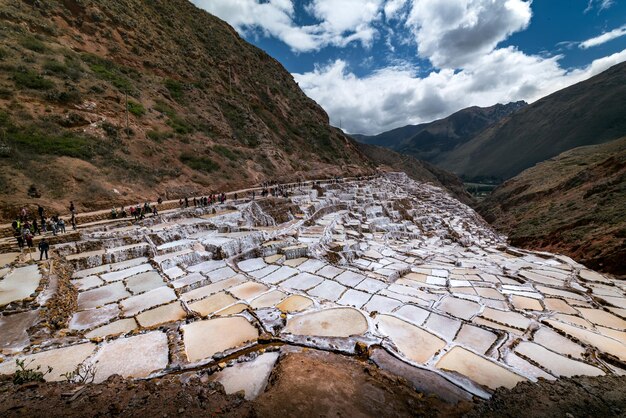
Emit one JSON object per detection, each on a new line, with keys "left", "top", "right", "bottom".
{"left": 294, "top": 48, "right": 626, "bottom": 134}
{"left": 192, "top": 0, "right": 385, "bottom": 52}
{"left": 580, "top": 24, "right": 626, "bottom": 49}
{"left": 384, "top": 0, "right": 409, "bottom": 20}
{"left": 405, "top": 0, "right": 532, "bottom": 68}
{"left": 585, "top": 0, "right": 615, "bottom": 13}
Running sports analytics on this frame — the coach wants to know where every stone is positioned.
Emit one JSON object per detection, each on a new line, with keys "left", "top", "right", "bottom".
{"left": 355, "top": 278, "right": 387, "bottom": 293}
{"left": 284, "top": 308, "right": 368, "bottom": 337}
{"left": 92, "top": 332, "right": 169, "bottom": 382}
{"left": 182, "top": 317, "right": 259, "bottom": 362}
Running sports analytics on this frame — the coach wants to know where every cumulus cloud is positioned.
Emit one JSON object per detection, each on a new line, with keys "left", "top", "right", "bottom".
{"left": 580, "top": 24, "right": 626, "bottom": 49}
{"left": 405, "top": 0, "right": 532, "bottom": 68}
{"left": 294, "top": 48, "right": 626, "bottom": 134}
{"left": 192, "top": 0, "right": 384, "bottom": 52}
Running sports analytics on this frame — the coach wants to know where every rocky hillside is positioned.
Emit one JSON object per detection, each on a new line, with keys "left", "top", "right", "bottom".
{"left": 352, "top": 101, "right": 526, "bottom": 162}
{"left": 356, "top": 143, "right": 473, "bottom": 206}
{"left": 0, "top": 0, "right": 373, "bottom": 220}
{"left": 439, "top": 62, "right": 626, "bottom": 182}
{"left": 478, "top": 136, "right": 626, "bottom": 276}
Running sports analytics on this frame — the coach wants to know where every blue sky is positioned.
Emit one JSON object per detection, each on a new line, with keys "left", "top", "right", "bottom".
{"left": 193, "top": 0, "right": 626, "bottom": 134}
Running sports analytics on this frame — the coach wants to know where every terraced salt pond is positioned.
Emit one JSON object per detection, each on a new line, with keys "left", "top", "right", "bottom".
{"left": 0, "top": 173, "right": 625, "bottom": 400}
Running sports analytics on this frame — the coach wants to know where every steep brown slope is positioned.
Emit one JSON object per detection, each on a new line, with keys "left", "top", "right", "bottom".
{"left": 0, "top": 0, "right": 373, "bottom": 220}
{"left": 439, "top": 62, "right": 626, "bottom": 182}
{"left": 357, "top": 143, "right": 474, "bottom": 206}
{"left": 478, "top": 136, "right": 626, "bottom": 276}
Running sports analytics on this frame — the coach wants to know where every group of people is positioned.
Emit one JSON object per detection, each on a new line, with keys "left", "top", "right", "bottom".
{"left": 180, "top": 193, "right": 228, "bottom": 209}
{"left": 11, "top": 202, "right": 76, "bottom": 260}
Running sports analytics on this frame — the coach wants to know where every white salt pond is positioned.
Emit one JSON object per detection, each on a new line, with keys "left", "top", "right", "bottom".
{"left": 1, "top": 173, "right": 625, "bottom": 399}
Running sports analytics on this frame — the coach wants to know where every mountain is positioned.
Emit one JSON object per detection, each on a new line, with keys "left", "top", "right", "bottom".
{"left": 352, "top": 101, "right": 526, "bottom": 161}
{"left": 356, "top": 143, "right": 473, "bottom": 206}
{"left": 0, "top": 0, "right": 373, "bottom": 220}
{"left": 478, "top": 136, "right": 626, "bottom": 276}
{"left": 439, "top": 62, "right": 626, "bottom": 182}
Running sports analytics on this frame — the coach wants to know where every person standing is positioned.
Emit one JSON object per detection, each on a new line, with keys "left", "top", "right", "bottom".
{"left": 38, "top": 205, "right": 44, "bottom": 225}
{"left": 38, "top": 238, "right": 49, "bottom": 261}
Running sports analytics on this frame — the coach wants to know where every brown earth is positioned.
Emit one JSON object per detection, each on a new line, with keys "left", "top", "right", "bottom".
{"left": 2, "top": 349, "right": 626, "bottom": 417}
{"left": 478, "top": 136, "right": 626, "bottom": 277}
{"left": 0, "top": 0, "right": 374, "bottom": 221}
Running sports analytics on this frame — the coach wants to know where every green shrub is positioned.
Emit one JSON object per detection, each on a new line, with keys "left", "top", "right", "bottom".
{"left": 82, "top": 54, "right": 135, "bottom": 93}
{"left": 127, "top": 100, "right": 145, "bottom": 117}
{"left": 213, "top": 145, "right": 238, "bottom": 161}
{"left": 20, "top": 36, "right": 47, "bottom": 53}
{"left": 153, "top": 100, "right": 175, "bottom": 117}
{"left": 147, "top": 130, "right": 173, "bottom": 142}
{"left": 43, "top": 58, "right": 82, "bottom": 81}
{"left": 167, "top": 115, "right": 194, "bottom": 135}
{"left": 13, "top": 69, "right": 54, "bottom": 90}
{"left": 45, "top": 87, "right": 82, "bottom": 104}
{"left": 8, "top": 127, "right": 92, "bottom": 158}
{"left": 165, "top": 79, "right": 184, "bottom": 101}
{"left": 13, "top": 359, "right": 52, "bottom": 384}
{"left": 0, "top": 47, "right": 8, "bottom": 60}
{"left": 180, "top": 153, "right": 219, "bottom": 173}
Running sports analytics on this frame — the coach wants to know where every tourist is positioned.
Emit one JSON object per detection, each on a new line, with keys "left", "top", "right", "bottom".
{"left": 152, "top": 205, "right": 158, "bottom": 217}
{"left": 38, "top": 238, "right": 49, "bottom": 261}
{"left": 111, "top": 208, "right": 117, "bottom": 219}
{"left": 157, "top": 197, "right": 163, "bottom": 205}
{"left": 185, "top": 197, "right": 189, "bottom": 208}
{"left": 37, "top": 205, "right": 44, "bottom": 224}
{"left": 25, "top": 230, "right": 34, "bottom": 250}
{"left": 252, "top": 190, "right": 255, "bottom": 200}
{"left": 69, "top": 201, "right": 75, "bottom": 215}
{"left": 32, "top": 218, "right": 39, "bottom": 235}
{"left": 15, "top": 231, "right": 24, "bottom": 250}
{"left": 58, "top": 218, "right": 66, "bottom": 233}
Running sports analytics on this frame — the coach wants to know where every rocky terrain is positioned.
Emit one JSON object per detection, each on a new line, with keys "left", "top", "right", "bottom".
{"left": 0, "top": 0, "right": 373, "bottom": 220}
{"left": 1, "top": 174, "right": 625, "bottom": 415}
{"left": 479, "top": 136, "right": 626, "bottom": 277}
{"left": 356, "top": 142, "right": 474, "bottom": 206}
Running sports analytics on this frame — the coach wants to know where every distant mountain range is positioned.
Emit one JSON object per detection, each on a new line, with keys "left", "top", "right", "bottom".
{"left": 352, "top": 101, "right": 527, "bottom": 171}
{"left": 354, "top": 61, "right": 626, "bottom": 183}
{"left": 438, "top": 62, "right": 626, "bottom": 181}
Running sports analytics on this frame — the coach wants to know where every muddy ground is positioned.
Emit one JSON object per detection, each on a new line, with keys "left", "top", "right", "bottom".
{"left": 1, "top": 350, "right": 625, "bottom": 417}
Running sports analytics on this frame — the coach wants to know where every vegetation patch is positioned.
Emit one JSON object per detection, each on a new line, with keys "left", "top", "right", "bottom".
{"left": 165, "top": 79, "right": 184, "bottom": 101}
{"left": 127, "top": 100, "right": 146, "bottom": 117}
{"left": 180, "top": 152, "right": 219, "bottom": 173}
{"left": 147, "top": 130, "right": 173, "bottom": 142}
{"left": 212, "top": 144, "right": 238, "bottom": 161}
{"left": 82, "top": 53, "right": 136, "bottom": 94}
{"left": 19, "top": 35, "right": 47, "bottom": 53}
{"left": 12, "top": 68, "right": 54, "bottom": 90}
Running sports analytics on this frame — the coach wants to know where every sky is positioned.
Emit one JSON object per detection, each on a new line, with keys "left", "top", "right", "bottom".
{"left": 192, "top": 0, "right": 626, "bottom": 135}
